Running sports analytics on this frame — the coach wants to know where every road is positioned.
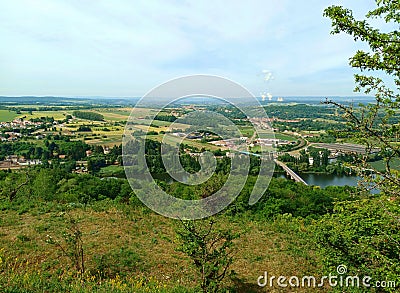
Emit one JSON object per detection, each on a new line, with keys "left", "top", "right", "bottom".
{"left": 274, "top": 159, "right": 308, "bottom": 185}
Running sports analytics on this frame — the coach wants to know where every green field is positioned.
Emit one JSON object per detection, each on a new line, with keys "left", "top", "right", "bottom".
{"left": 238, "top": 126, "right": 255, "bottom": 138}
{"left": 369, "top": 158, "right": 400, "bottom": 172}
{"left": 151, "top": 133, "right": 222, "bottom": 151}
{"left": 18, "top": 110, "right": 71, "bottom": 120}
{"left": 275, "top": 133, "right": 297, "bottom": 141}
{"left": 256, "top": 129, "right": 297, "bottom": 141}
{"left": 0, "top": 110, "right": 18, "bottom": 122}
{"left": 98, "top": 165, "right": 125, "bottom": 176}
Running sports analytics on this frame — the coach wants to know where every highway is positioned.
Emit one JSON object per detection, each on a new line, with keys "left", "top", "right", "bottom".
{"left": 310, "top": 143, "right": 379, "bottom": 155}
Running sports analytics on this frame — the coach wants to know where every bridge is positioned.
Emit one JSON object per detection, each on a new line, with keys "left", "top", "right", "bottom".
{"left": 274, "top": 160, "right": 308, "bottom": 185}
{"left": 234, "top": 151, "right": 308, "bottom": 185}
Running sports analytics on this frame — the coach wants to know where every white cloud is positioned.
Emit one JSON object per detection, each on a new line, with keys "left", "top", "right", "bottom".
{"left": 0, "top": 0, "right": 385, "bottom": 96}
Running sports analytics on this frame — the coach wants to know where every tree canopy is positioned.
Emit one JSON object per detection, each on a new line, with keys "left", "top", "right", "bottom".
{"left": 324, "top": 0, "right": 400, "bottom": 197}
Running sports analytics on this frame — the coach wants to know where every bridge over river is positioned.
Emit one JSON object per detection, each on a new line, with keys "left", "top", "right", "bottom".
{"left": 274, "top": 160, "right": 308, "bottom": 185}
{"left": 235, "top": 151, "right": 308, "bottom": 185}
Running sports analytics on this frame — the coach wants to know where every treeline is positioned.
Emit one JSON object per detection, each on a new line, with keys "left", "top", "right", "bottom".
{"left": 0, "top": 163, "right": 357, "bottom": 218}
{"left": 279, "top": 147, "right": 328, "bottom": 171}
{"left": 264, "top": 104, "right": 340, "bottom": 120}
{"left": 153, "top": 114, "right": 177, "bottom": 122}
{"left": 73, "top": 111, "right": 104, "bottom": 121}
{"left": 0, "top": 167, "right": 132, "bottom": 204}
{"left": 274, "top": 119, "right": 348, "bottom": 132}
{"left": 208, "top": 105, "right": 247, "bottom": 120}
{"left": 277, "top": 147, "right": 355, "bottom": 175}
{"left": 0, "top": 139, "right": 122, "bottom": 167}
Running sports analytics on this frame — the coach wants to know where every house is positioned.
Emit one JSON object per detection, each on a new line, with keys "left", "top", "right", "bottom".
{"left": 18, "top": 159, "right": 41, "bottom": 166}
{"left": 7, "top": 155, "right": 19, "bottom": 164}
{"left": 226, "top": 152, "right": 235, "bottom": 158}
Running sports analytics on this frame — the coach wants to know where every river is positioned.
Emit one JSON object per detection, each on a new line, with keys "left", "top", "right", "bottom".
{"left": 275, "top": 173, "right": 360, "bottom": 188}
{"left": 299, "top": 173, "right": 360, "bottom": 188}
{"left": 155, "top": 171, "right": 371, "bottom": 190}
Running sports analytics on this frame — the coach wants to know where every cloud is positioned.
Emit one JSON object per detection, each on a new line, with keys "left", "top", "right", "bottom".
{"left": 0, "top": 0, "right": 384, "bottom": 96}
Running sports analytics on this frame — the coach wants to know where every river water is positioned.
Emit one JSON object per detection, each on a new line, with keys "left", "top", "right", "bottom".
{"left": 275, "top": 173, "right": 360, "bottom": 188}
{"left": 299, "top": 173, "right": 360, "bottom": 188}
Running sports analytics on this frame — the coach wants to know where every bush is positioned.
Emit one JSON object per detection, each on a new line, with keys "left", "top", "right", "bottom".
{"left": 91, "top": 247, "right": 143, "bottom": 278}
{"left": 314, "top": 198, "right": 400, "bottom": 292}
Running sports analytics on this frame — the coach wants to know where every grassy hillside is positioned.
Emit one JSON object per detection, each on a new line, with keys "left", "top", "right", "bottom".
{"left": 0, "top": 200, "right": 322, "bottom": 292}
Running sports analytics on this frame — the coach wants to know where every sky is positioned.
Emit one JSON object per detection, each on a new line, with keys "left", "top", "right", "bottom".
{"left": 0, "top": 0, "right": 382, "bottom": 97}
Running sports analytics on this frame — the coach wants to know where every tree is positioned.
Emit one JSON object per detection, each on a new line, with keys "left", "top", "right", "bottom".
{"left": 324, "top": 0, "right": 400, "bottom": 197}
{"left": 72, "top": 111, "right": 104, "bottom": 121}
{"left": 321, "top": 149, "right": 330, "bottom": 167}
{"left": 87, "top": 155, "right": 106, "bottom": 173}
{"left": 315, "top": 199, "right": 400, "bottom": 290}
{"left": 46, "top": 213, "right": 85, "bottom": 277}
{"left": 175, "top": 219, "right": 239, "bottom": 293}
{"left": 317, "top": 2, "right": 400, "bottom": 290}
{"left": 0, "top": 171, "right": 30, "bottom": 201}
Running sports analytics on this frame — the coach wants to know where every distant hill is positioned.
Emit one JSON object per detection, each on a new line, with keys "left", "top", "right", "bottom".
{"left": 0, "top": 96, "right": 139, "bottom": 106}
{"left": 0, "top": 95, "right": 375, "bottom": 107}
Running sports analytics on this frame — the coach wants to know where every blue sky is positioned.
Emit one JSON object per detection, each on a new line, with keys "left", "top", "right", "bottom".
{"left": 0, "top": 0, "right": 380, "bottom": 97}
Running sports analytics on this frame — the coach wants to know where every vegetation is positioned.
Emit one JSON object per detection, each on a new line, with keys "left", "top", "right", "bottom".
{"left": 0, "top": 163, "right": 338, "bottom": 292}
{"left": 324, "top": 0, "right": 400, "bottom": 197}
{"left": 73, "top": 111, "right": 104, "bottom": 121}
{"left": 313, "top": 1, "right": 400, "bottom": 290}
{"left": 0, "top": 109, "right": 18, "bottom": 122}
{"left": 176, "top": 219, "right": 239, "bottom": 293}
{"left": 1, "top": 2, "right": 400, "bottom": 290}
{"left": 154, "top": 114, "right": 177, "bottom": 122}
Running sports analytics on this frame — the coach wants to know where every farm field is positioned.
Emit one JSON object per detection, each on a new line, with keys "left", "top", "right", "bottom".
{"left": 12, "top": 107, "right": 154, "bottom": 123}
{"left": 238, "top": 126, "right": 255, "bottom": 138}
{"left": 0, "top": 110, "right": 19, "bottom": 122}
{"left": 18, "top": 110, "right": 70, "bottom": 120}
{"left": 256, "top": 129, "right": 297, "bottom": 141}
{"left": 150, "top": 133, "right": 223, "bottom": 151}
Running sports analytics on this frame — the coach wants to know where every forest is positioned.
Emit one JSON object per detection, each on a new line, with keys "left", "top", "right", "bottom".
{"left": 72, "top": 111, "right": 105, "bottom": 121}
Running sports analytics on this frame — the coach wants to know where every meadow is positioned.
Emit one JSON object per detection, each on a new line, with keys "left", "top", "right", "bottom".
{"left": 0, "top": 110, "right": 19, "bottom": 122}
{"left": 369, "top": 157, "right": 400, "bottom": 172}
{"left": 0, "top": 198, "right": 322, "bottom": 292}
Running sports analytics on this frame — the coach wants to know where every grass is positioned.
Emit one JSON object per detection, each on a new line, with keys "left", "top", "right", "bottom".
{"left": 0, "top": 110, "right": 19, "bottom": 122}
{"left": 369, "top": 157, "right": 400, "bottom": 172}
{"left": 151, "top": 133, "right": 223, "bottom": 151}
{"left": 18, "top": 110, "right": 70, "bottom": 120}
{"left": 256, "top": 129, "right": 297, "bottom": 141}
{"left": 99, "top": 165, "right": 125, "bottom": 176}
{"left": 275, "top": 133, "right": 297, "bottom": 141}
{"left": 57, "top": 107, "right": 190, "bottom": 147}
{"left": 11, "top": 107, "right": 151, "bottom": 124}
{"left": 238, "top": 126, "right": 255, "bottom": 138}
{"left": 0, "top": 199, "right": 323, "bottom": 292}
{"left": 94, "top": 108, "right": 154, "bottom": 122}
